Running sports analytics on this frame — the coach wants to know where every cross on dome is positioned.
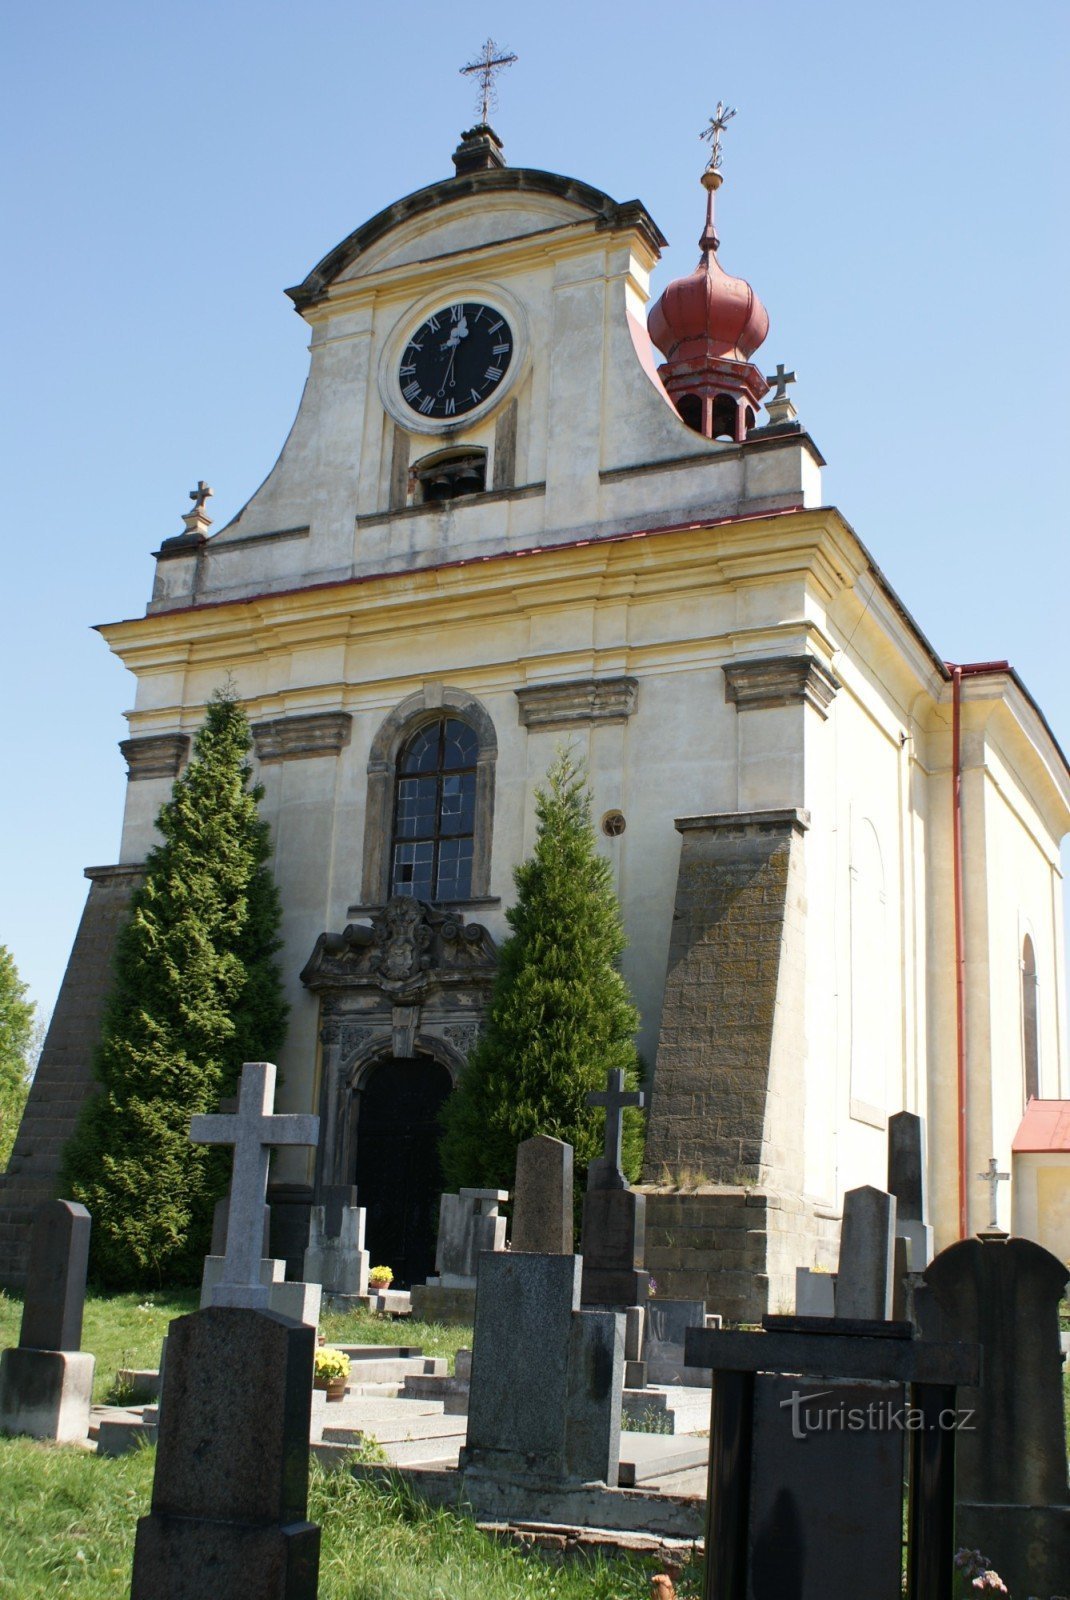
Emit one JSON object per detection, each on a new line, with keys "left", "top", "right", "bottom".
{"left": 700, "top": 101, "right": 737, "bottom": 173}
{"left": 460, "top": 38, "right": 518, "bottom": 126}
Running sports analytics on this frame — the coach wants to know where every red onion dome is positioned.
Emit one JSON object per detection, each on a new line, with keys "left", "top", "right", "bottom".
{"left": 648, "top": 174, "right": 769, "bottom": 364}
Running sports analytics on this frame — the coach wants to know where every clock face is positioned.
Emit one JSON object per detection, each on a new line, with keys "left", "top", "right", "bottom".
{"left": 398, "top": 302, "right": 514, "bottom": 420}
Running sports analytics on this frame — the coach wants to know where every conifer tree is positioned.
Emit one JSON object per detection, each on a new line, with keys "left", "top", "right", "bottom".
{"left": 0, "top": 945, "right": 36, "bottom": 1173}
{"left": 63, "top": 687, "right": 287, "bottom": 1286}
{"left": 439, "top": 748, "right": 643, "bottom": 1195}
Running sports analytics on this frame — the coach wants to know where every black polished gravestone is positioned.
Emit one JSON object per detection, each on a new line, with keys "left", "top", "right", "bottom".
{"left": 684, "top": 1317, "right": 979, "bottom": 1600}
{"left": 130, "top": 1307, "right": 319, "bottom": 1600}
{"left": 915, "top": 1234, "right": 1070, "bottom": 1598}
{"left": 580, "top": 1070, "right": 649, "bottom": 1307}
{"left": 0, "top": 1200, "right": 95, "bottom": 1442}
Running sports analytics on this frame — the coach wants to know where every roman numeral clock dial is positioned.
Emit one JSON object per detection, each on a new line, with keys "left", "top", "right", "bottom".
{"left": 397, "top": 302, "right": 513, "bottom": 420}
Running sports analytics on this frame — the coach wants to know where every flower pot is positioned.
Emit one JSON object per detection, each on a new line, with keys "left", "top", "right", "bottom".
{"left": 325, "top": 1376, "right": 347, "bottom": 1403}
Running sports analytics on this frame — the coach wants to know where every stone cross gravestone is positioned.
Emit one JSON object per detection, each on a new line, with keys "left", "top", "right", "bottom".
{"left": 462, "top": 1251, "right": 624, "bottom": 1487}
{"left": 130, "top": 1306, "right": 320, "bottom": 1600}
{"left": 887, "top": 1110, "right": 934, "bottom": 1268}
{"left": 580, "top": 1070, "right": 649, "bottom": 1308}
{"left": 0, "top": 1199, "right": 95, "bottom": 1442}
{"left": 512, "top": 1134, "right": 573, "bottom": 1254}
{"left": 916, "top": 1234, "right": 1070, "bottom": 1597}
{"left": 189, "top": 1062, "right": 319, "bottom": 1312}
{"left": 834, "top": 1184, "right": 896, "bottom": 1321}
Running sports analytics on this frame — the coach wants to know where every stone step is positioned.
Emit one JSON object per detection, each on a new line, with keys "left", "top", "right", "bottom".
{"left": 331, "top": 1355, "right": 446, "bottom": 1385}
{"left": 331, "top": 1344, "right": 424, "bottom": 1361}
{"left": 622, "top": 1386, "right": 711, "bottom": 1436}
{"left": 617, "top": 1431, "right": 709, "bottom": 1488}
{"left": 95, "top": 1408, "right": 159, "bottom": 1457}
{"left": 399, "top": 1373, "right": 470, "bottom": 1402}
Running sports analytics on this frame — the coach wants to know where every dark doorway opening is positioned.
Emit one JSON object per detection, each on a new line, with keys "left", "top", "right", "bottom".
{"left": 354, "top": 1055, "right": 452, "bottom": 1288}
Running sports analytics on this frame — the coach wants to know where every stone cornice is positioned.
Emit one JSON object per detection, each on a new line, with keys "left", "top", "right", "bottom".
{"left": 723, "top": 655, "right": 841, "bottom": 720}
{"left": 515, "top": 676, "right": 639, "bottom": 730}
{"left": 675, "top": 809, "right": 811, "bottom": 837}
{"left": 119, "top": 733, "right": 190, "bottom": 780}
{"left": 251, "top": 712, "right": 352, "bottom": 763}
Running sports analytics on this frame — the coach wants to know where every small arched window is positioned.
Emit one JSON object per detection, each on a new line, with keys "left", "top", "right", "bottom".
{"left": 1022, "top": 934, "right": 1040, "bottom": 1101}
{"left": 677, "top": 394, "right": 704, "bottom": 434}
{"left": 712, "top": 394, "right": 738, "bottom": 441}
{"left": 391, "top": 717, "right": 478, "bottom": 900}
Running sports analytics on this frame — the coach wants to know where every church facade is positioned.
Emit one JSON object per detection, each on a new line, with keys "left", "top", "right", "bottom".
{"left": 2, "top": 124, "right": 1068, "bottom": 1309}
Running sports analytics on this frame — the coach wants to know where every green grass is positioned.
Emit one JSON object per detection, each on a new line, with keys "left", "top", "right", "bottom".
{"left": 0, "top": 1289, "right": 470, "bottom": 1401}
{"left": 0, "top": 1441, "right": 693, "bottom": 1599}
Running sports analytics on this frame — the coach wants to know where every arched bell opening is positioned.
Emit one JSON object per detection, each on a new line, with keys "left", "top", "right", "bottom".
{"left": 414, "top": 446, "right": 487, "bottom": 505}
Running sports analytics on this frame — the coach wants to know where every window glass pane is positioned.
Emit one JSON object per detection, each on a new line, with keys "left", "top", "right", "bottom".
{"left": 396, "top": 776, "right": 437, "bottom": 839}
{"left": 439, "top": 771, "right": 475, "bottom": 835}
{"left": 392, "top": 840, "right": 434, "bottom": 899}
{"left": 400, "top": 726, "right": 440, "bottom": 774}
{"left": 436, "top": 836, "right": 473, "bottom": 899}
{"left": 442, "top": 719, "right": 478, "bottom": 770}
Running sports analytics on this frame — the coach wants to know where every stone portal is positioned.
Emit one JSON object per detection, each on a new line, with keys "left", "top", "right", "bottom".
{"left": 355, "top": 1056, "right": 451, "bottom": 1287}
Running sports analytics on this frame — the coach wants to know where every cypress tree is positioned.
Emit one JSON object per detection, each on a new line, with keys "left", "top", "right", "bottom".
{"left": 439, "top": 748, "right": 643, "bottom": 1195}
{"left": 0, "top": 944, "right": 36, "bottom": 1174}
{"left": 63, "top": 687, "right": 287, "bottom": 1286}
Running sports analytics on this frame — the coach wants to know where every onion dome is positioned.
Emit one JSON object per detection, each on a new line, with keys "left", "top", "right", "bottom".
{"left": 647, "top": 165, "right": 770, "bottom": 443}
{"left": 648, "top": 172, "right": 769, "bottom": 363}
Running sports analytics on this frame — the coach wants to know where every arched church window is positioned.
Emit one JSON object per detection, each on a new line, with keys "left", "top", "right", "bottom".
{"left": 391, "top": 716, "right": 478, "bottom": 900}
{"left": 1022, "top": 934, "right": 1040, "bottom": 1101}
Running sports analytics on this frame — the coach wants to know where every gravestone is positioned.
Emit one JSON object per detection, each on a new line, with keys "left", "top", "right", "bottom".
{"left": 461, "top": 1251, "right": 623, "bottom": 1487}
{"left": 192, "top": 1062, "right": 321, "bottom": 1327}
{"left": 580, "top": 1070, "right": 649, "bottom": 1309}
{"left": 131, "top": 1061, "right": 321, "bottom": 1597}
{"left": 303, "top": 1186, "right": 369, "bottom": 1302}
{"left": 189, "top": 1062, "right": 319, "bottom": 1312}
{"left": 794, "top": 1266, "right": 836, "bottom": 1317}
{"left": 642, "top": 1298, "right": 710, "bottom": 1385}
{"left": 512, "top": 1135, "right": 573, "bottom": 1254}
{"left": 411, "top": 1188, "right": 508, "bottom": 1324}
{"left": 916, "top": 1234, "right": 1070, "bottom": 1597}
{"left": 887, "top": 1111, "right": 934, "bottom": 1268}
{"left": 685, "top": 1318, "right": 980, "bottom": 1600}
{"left": 130, "top": 1307, "right": 320, "bottom": 1600}
{"left": 0, "top": 1199, "right": 95, "bottom": 1442}
{"left": 834, "top": 1185, "right": 896, "bottom": 1320}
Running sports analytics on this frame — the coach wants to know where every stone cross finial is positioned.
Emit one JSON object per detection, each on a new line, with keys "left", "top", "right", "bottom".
{"left": 189, "top": 480, "right": 213, "bottom": 513}
{"left": 977, "top": 1156, "right": 1011, "bottom": 1233}
{"left": 700, "top": 100, "right": 737, "bottom": 172}
{"left": 587, "top": 1069, "right": 645, "bottom": 1176}
{"left": 190, "top": 1062, "right": 319, "bottom": 1309}
{"left": 765, "top": 364, "right": 797, "bottom": 400}
{"left": 460, "top": 38, "right": 518, "bottom": 125}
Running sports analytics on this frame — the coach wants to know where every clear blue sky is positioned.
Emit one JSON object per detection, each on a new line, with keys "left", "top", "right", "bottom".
{"left": 2, "top": 0, "right": 1068, "bottom": 1021}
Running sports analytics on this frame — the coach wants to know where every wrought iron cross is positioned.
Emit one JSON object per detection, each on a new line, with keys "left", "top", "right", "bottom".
{"left": 977, "top": 1156, "right": 1010, "bottom": 1232}
{"left": 190, "top": 1062, "right": 319, "bottom": 1308}
{"left": 460, "top": 38, "right": 518, "bottom": 125}
{"left": 700, "top": 100, "right": 737, "bottom": 171}
{"left": 587, "top": 1068, "right": 646, "bottom": 1175}
{"left": 765, "top": 363, "right": 798, "bottom": 400}
{"left": 189, "top": 480, "right": 213, "bottom": 513}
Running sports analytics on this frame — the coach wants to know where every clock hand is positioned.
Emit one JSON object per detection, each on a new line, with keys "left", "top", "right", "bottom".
{"left": 438, "top": 348, "right": 458, "bottom": 396}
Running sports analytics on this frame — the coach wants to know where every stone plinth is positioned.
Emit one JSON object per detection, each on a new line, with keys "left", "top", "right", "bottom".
{"left": 0, "top": 1347, "right": 95, "bottom": 1442}
{"left": 462, "top": 1252, "right": 623, "bottom": 1487}
{"left": 130, "top": 1306, "right": 319, "bottom": 1600}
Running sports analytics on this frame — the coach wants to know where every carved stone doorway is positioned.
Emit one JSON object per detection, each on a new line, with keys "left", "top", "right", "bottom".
{"left": 354, "top": 1054, "right": 452, "bottom": 1288}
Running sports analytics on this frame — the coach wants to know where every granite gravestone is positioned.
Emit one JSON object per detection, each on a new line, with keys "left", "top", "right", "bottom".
{"left": 303, "top": 1186, "right": 369, "bottom": 1301}
{"left": 916, "top": 1234, "right": 1070, "bottom": 1597}
{"left": 580, "top": 1070, "right": 649, "bottom": 1308}
{"left": 642, "top": 1298, "right": 711, "bottom": 1385}
{"left": 887, "top": 1111, "right": 934, "bottom": 1269}
{"left": 461, "top": 1252, "right": 624, "bottom": 1487}
{"left": 130, "top": 1307, "right": 320, "bottom": 1600}
{"left": 512, "top": 1135, "right": 573, "bottom": 1254}
{"left": 131, "top": 1063, "right": 322, "bottom": 1598}
{"left": 0, "top": 1199, "right": 95, "bottom": 1442}
{"left": 834, "top": 1185, "right": 896, "bottom": 1321}
{"left": 411, "top": 1188, "right": 508, "bottom": 1324}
